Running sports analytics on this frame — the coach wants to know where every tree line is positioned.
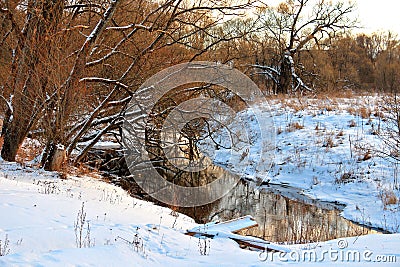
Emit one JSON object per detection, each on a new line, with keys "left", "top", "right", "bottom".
{"left": 0, "top": 0, "right": 399, "bottom": 170}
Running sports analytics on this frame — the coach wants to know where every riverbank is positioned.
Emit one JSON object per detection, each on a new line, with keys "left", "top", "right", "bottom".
{"left": 200, "top": 95, "right": 400, "bottom": 233}
{"left": 0, "top": 160, "right": 399, "bottom": 266}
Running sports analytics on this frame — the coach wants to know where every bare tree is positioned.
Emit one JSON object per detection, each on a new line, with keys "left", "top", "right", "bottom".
{"left": 375, "top": 35, "right": 400, "bottom": 167}
{"left": 0, "top": 0, "right": 66, "bottom": 162}
{"left": 0, "top": 0, "right": 256, "bottom": 170}
{"left": 253, "top": 0, "right": 356, "bottom": 94}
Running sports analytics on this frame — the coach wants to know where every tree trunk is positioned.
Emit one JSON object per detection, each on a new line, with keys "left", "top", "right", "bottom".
{"left": 42, "top": 142, "right": 66, "bottom": 171}
{"left": 278, "top": 53, "right": 293, "bottom": 94}
{"left": 1, "top": 112, "right": 31, "bottom": 161}
{"left": 0, "top": 0, "right": 65, "bottom": 162}
{"left": 1, "top": 129, "right": 23, "bottom": 161}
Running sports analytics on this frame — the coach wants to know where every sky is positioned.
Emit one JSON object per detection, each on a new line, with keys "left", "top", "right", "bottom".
{"left": 265, "top": 0, "right": 400, "bottom": 36}
{"left": 355, "top": 0, "right": 400, "bottom": 35}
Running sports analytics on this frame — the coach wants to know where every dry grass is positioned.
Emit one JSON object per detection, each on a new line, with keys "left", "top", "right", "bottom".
{"left": 0, "top": 135, "right": 43, "bottom": 165}
{"left": 64, "top": 164, "right": 104, "bottom": 180}
{"left": 283, "top": 99, "right": 306, "bottom": 113}
{"left": 346, "top": 105, "right": 371, "bottom": 119}
{"left": 359, "top": 150, "right": 372, "bottom": 161}
{"left": 348, "top": 120, "right": 357, "bottom": 127}
{"left": 379, "top": 189, "right": 398, "bottom": 209}
{"left": 346, "top": 106, "right": 357, "bottom": 116}
{"left": 390, "top": 150, "right": 400, "bottom": 159}
{"left": 323, "top": 104, "right": 335, "bottom": 112}
{"left": 335, "top": 172, "right": 355, "bottom": 184}
{"left": 314, "top": 90, "right": 354, "bottom": 99}
{"left": 373, "top": 108, "right": 385, "bottom": 119}
{"left": 359, "top": 107, "right": 371, "bottom": 119}
{"left": 322, "top": 132, "right": 336, "bottom": 149}
{"left": 286, "top": 121, "right": 304, "bottom": 132}
{"left": 16, "top": 139, "right": 44, "bottom": 164}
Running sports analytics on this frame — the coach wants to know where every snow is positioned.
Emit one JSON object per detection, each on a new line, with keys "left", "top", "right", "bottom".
{"left": 188, "top": 216, "right": 291, "bottom": 253}
{"left": 77, "top": 140, "right": 121, "bottom": 150}
{"left": 1, "top": 95, "right": 400, "bottom": 266}
{"left": 199, "top": 95, "right": 400, "bottom": 233}
{"left": 0, "top": 160, "right": 399, "bottom": 266}
{"left": 190, "top": 215, "right": 258, "bottom": 234}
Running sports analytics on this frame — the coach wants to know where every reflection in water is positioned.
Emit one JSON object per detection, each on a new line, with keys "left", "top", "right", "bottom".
{"left": 103, "top": 138, "right": 380, "bottom": 244}
{"left": 175, "top": 167, "right": 380, "bottom": 244}
{"left": 116, "top": 80, "right": 381, "bottom": 244}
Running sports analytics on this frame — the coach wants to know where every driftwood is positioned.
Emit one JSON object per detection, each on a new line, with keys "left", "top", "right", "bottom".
{"left": 186, "top": 215, "right": 290, "bottom": 252}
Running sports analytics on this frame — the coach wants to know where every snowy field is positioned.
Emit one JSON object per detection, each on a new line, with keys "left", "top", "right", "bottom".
{"left": 201, "top": 95, "right": 400, "bottom": 233}
{"left": 0, "top": 160, "right": 399, "bottom": 266}
{"left": 1, "top": 95, "right": 400, "bottom": 266}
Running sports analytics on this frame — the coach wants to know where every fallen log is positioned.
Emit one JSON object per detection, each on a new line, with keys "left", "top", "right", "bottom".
{"left": 186, "top": 215, "right": 290, "bottom": 252}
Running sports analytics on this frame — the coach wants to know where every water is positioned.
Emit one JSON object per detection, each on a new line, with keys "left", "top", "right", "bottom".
{"left": 98, "top": 136, "right": 382, "bottom": 244}
{"left": 174, "top": 166, "right": 381, "bottom": 244}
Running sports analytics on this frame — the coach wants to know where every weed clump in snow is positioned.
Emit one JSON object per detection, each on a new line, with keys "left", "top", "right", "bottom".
{"left": 379, "top": 189, "right": 399, "bottom": 210}
{"left": 74, "top": 202, "right": 94, "bottom": 248}
{"left": 0, "top": 234, "right": 10, "bottom": 256}
{"left": 335, "top": 172, "right": 356, "bottom": 184}
{"left": 116, "top": 227, "right": 147, "bottom": 257}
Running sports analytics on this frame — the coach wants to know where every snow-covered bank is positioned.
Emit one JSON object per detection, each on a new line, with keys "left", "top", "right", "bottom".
{"left": 201, "top": 96, "right": 400, "bottom": 233}
{"left": 0, "top": 160, "right": 399, "bottom": 266}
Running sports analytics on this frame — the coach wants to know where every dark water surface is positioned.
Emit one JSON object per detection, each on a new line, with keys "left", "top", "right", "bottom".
{"left": 174, "top": 166, "right": 381, "bottom": 244}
